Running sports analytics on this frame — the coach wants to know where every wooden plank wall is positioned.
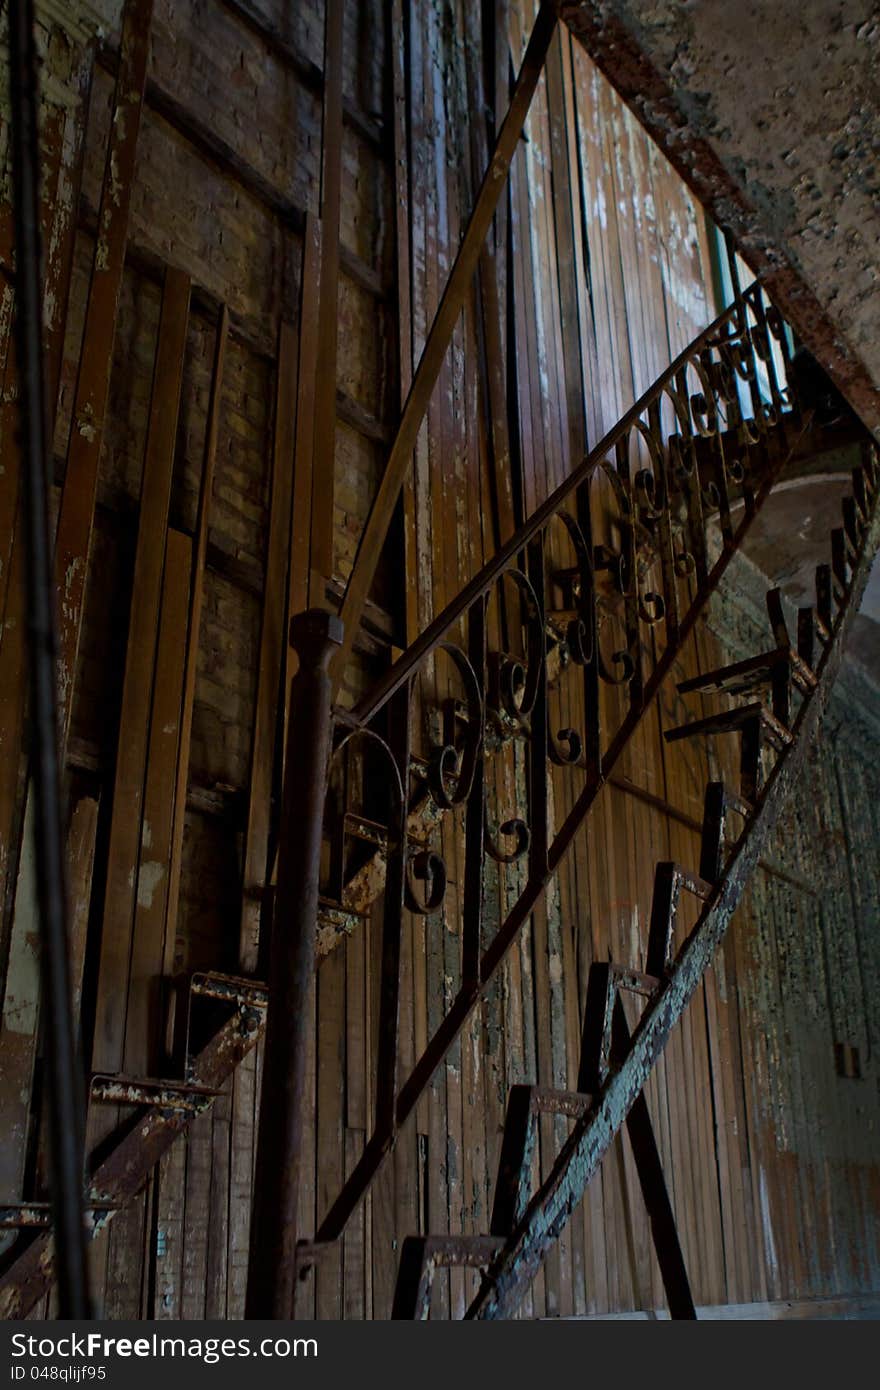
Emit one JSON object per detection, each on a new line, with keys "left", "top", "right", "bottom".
{"left": 0, "top": 0, "right": 877, "bottom": 1321}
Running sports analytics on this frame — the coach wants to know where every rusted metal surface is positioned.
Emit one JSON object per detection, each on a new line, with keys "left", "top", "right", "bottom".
{"left": 392, "top": 1235, "right": 506, "bottom": 1319}
{"left": 90, "top": 1076, "right": 222, "bottom": 1113}
{"left": 0, "top": 1205, "right": 119, "bottom": 1231}
{"left": 0, "top": 984, "right": 266, "bottom": 1319}
{"left": 334, "top": 1, "right": 558, "bottom": 685}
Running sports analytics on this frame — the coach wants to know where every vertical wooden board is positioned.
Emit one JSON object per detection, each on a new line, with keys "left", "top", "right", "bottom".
{"left": 289, "top": 220, "right": 320, "bottom": 627}
{"left": 345, "top": 911, "right": 368, "bottom": 1134}
{"left": 205, "top": 1087, "right": 231, "bottom": 1318}
{"left": 67, "top": 785, "right": 100, "bottom": 1025}
{"left": 569, "top": 55, "right": 614, "bottom": 434}
{"left": 666, "top": 795, "right": 723, "bottom": 1299}
{"left": 181, "top": 1113, "right": 212, "bottom": 1319}
{"left": 154, "top": 1140, "right": 186, "bottom": 1318}
{"left": 90, "top": 267, "right": 191, "bottom": 1120}
{"left": 315, "top": 946, "right": 345, "bottom": 1318}
{"left": 103, "top": 1190, "right": 148, "bottom": 1319}
{"left": 163, "top": 307, "right": 228, "bottom": 979}
{"left": 0, "top": 797, "right": 40, "bottom": 1209}
{"left": 0, "top": 529, "right": 28, "bottom": 959}
{"left": 393, "top": 904, "right": 420, "bottom": 1314}
{"left": 0, "top": 92, "right": 70, "bottom": 634}
{"left": 369, "top": 902, "right": 397, "bottom": 1319}
{"left": 544, "top": 28, "right": 587, "bottom": 470}
{"left": 226, "top": 1048, "right": 256, "bottom": 1318}
{"left": 343, "top": 1127, "right": 366, "bottom": 1319}
{"left": 44, "top": 64, "right": 94, "bottom": 433}
{"left": 239, "top": 320, "right": 297, "bottom": 972}
{"left": 54, "top": 0, "right": 155, "bottom": 744}
{"left": 530, "top": 893, "right": 565, "bottom": 1314}
{"left": 293, "top": 979, "right": 317, "bottom": 1319}
{"left": 124, "top": 528, "right": 191, "bottom": 1077}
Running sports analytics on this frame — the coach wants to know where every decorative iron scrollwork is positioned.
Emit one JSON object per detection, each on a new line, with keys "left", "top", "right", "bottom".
{"left": 404, "top": 849, "right": 448, "bottom": 915}
{"left": 484, "top": 814, "right": 531, "bottom": 865}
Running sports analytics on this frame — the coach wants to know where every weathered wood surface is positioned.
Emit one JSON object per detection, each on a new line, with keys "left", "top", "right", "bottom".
{"left": 0, "top": 0, "right": 876, "bottom": 1325}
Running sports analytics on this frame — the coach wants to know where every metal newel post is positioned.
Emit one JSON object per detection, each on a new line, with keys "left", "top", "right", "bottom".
{"left": 245, "top": 608, "right": 343, "bottom": 1318}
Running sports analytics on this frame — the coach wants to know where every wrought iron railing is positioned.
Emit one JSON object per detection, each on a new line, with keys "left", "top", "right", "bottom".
{"left": 246, "top": 278, "right": 819, "bottom": 1304}
{"left": 1, "top": 277, "right": 871, "bottom": 1321}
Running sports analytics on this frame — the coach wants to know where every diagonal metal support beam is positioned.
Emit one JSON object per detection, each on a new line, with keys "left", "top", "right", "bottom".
{"left": 333, "top": 1, "right": 557, "bottom": 688}
{"left": 466, "top": 468, "right": 880, "bottom": 1320}
{"left": 611, "top": 998, "right": 695, "bottom": 1319}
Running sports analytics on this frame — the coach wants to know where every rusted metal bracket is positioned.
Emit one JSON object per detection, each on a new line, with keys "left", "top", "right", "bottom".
{"left": 0, "top": 973, "right": 266, "bottom": 1319}
{"left": 392, "top": 1236, "right": 505, "bottom": 1320}
{"left": 89, "top": 1075, "right": 223, "bottom": 1114}
{"left": 0, "top": 1204, "right": 121, "bottom": 1231}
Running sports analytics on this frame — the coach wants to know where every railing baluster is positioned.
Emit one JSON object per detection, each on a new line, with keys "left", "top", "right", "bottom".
{"left": 527, "top": 534, "right": 549, "bottom": 882}
{"left": 462, "top": 602, "right": 487, "bottom": 994}
{"left": 375, "top": 679, "right": 413, "bottom": 1139}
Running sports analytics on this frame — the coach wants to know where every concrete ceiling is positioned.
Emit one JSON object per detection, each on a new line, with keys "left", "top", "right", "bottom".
{"left": 560, "top": 0, "right": 880, "bottom": 430}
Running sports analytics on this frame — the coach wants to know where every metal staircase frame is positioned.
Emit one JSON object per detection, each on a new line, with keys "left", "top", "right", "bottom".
{"left": 2, "top": 0, "right": 878, "bottom": 1322}
{"left": 1, "top": 286, "right": 875, "bottom": 1321}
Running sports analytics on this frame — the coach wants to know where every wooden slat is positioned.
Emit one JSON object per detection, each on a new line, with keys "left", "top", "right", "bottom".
{"left": 89, "top": 267, "right": 191, "bottom": 1124}
{"left": 289, "top": 219, "right": 321, "bottom": 624}
{"left": 124, "top": 529, "right": 192, "bottom": 1077}
{"left": 205, "top": 1085, "right": 231, "bottom": 1317}
{"left": 390, "top": 0, "right": 418, "bottom": 646}
{"left": 53, "top": 0, "right": 155, "bottom": 745}
{"left": 0, "top": 73, "right": 91, "bottom": 968}
{"left": 163, "top": 307, "right": 229, "bottom": 987}
{"left": 309, "top": 0, "right": 345, "bottom": 594}
{"left": 314, "top": 948, "right": 345, "bottom": 1318}
{"left": 238, "top": 320, "right": 297, "bottom": 972}
{"left": 335, "top": 0, "right": 557, "bottom": 684}
{"left": 0, "top": 797, "right": 41, "bottom": 1213}
{"left": 154, "top": 1140, "right": 186, "bottom": 1318}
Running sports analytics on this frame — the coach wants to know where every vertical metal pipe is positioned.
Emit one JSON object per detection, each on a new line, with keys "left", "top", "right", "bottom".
{"left": 7, "top": 0, "right": 91, "bottom": 1317}
{"left": 246, "top": 609, "right": 342, "bottom": 1318}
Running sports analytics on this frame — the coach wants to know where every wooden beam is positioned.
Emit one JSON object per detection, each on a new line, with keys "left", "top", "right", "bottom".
{"left": 88, "top": 267, "right": 191, "bottom": 1129}
{"left": 309, "top": 0, "right": 346, "bottom": 599}
{"left": 53, "top": 0, "right": 154, "bottom": 745}
{"left": 163, "top": 306, "right": 229, "bottom": 987}
{"left": 289, "top": 216, "right": 320, "bottom": 663}
{"left": 334, "top": 1, "right": 557, "bottom": 686}
{"left": 238, "top": 321, "right": 298, "bottom": 972}
{"left": 389, "top": 0, "right": 417, "bottom": 644}
{"left": 124, "top": 528, "right": 192, "bottom": 1076}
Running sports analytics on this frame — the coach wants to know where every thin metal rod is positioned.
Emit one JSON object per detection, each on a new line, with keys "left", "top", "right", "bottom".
{"left": 334, "top": 0, "right": 558, "bottom": 688}
{"left": 8, "top": 0, "right": 91, "bottom": 1318}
